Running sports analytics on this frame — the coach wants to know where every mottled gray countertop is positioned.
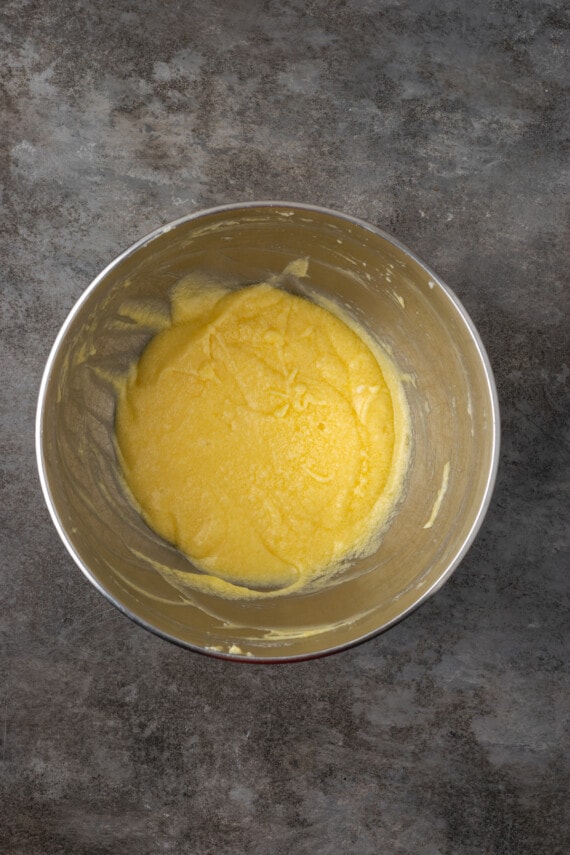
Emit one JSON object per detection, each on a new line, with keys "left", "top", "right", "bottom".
{"left": 1, "top": 1, "right": 568, "bottom": 853}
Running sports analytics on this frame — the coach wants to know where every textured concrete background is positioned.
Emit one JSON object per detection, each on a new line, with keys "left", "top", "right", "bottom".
{"left": 1, "top": 1, "right": 568, "bottom": 853}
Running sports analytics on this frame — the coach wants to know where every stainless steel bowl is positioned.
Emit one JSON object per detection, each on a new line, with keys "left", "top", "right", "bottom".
{"left": 36, "top": 202, "right": 500, "bottom": 661}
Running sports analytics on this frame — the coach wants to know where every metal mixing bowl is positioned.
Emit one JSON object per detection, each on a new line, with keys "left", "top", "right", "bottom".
{"left": 36, "top": 202, "right": 500, "bottom": 661}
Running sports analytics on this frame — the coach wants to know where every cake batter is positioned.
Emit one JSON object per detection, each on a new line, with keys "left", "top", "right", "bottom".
{"left": 115, "top": 275, "right": 409, "bottom": 596}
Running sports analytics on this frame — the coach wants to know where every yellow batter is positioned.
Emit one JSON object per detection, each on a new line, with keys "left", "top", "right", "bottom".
{"left": 115, "top": 276, "right": 409, "bottom": 596}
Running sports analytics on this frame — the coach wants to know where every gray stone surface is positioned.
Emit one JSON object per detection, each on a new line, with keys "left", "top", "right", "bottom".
{"left": 1, "top": 1, "right": 568, "bottom": 852}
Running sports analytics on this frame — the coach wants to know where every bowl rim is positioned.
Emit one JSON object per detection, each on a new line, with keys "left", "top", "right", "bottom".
{"left": 36, "top": 200, "right": 501, "bottom": 663}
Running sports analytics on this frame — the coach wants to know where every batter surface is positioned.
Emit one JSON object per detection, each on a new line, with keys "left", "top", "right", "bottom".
{"left": 115, "top": 278, "right": 409, "bottom": 595}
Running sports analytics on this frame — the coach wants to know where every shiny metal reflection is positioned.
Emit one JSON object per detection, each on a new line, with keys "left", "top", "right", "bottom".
{"left": 36, "top": 202, "right": 500, "bottom": 661}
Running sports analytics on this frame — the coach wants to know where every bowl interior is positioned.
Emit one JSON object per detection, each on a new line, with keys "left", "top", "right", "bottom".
{"left": 37, "top": 204, "right": 499, "bottom": 660}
